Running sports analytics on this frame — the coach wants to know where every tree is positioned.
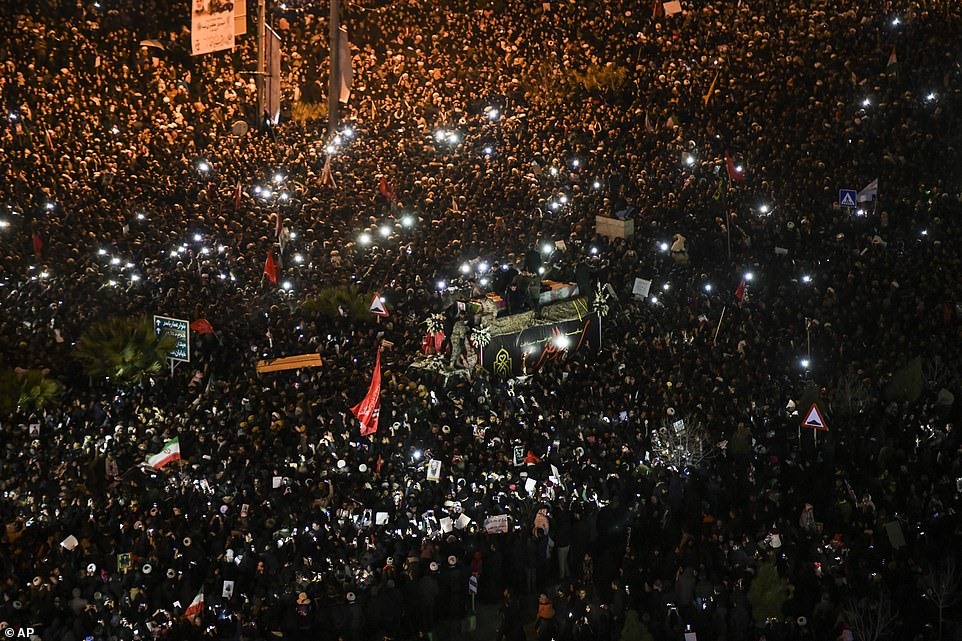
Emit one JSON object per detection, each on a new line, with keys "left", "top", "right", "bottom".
{"left": 569, "top": 64, "right": 629, "bottom": 94}
{"left": 75, "top": 317, "right": 177, "bottom": 387}
{"left": 649, "top": 418, "right": 719, "bottom": 471}
{"left": 301, "top": 286, "right": 373, "bottom": 324}
{"left": 923, "top": 354, "right": 957, "bottom": 390}
{"left": 882, "top": 356, "right": 922, "bottom": 403}
{"left": 921, "top": 557, "right": 961, "bottom": 640}
{"left": 834, "top": 368, "right": 874, "bottom": 417}
{"left": 620, "top": 610, "right": 654, "bottom": 641}
{"left": 0, "top": 368, "right": 62, "bottom": 415}
{"left": 748, "top": 562, "right": 788, "bottom": 625}
{"left": 845, "top": 593, "right": 899, "bottom": 641}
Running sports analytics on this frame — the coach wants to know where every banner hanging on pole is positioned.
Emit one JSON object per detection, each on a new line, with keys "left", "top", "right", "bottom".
{"left": 191, "top": 0, "right": 235, "bottom": 55}
{"left": 263, "top": 26, "right": 282, "bottom": 123}
{"left": 337, "top": 25, "right": 353, "bottom": 103}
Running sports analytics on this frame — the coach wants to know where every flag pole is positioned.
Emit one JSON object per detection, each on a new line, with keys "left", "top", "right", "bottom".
{"left": 713, "top": 306, "right": 727, "bottom": 344}
{"left": 725, "top": 208, "right": 731, "bottom": 261}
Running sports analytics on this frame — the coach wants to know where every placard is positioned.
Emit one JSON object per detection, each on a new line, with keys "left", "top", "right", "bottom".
{"left": 664, "top": 0, "right": 683, "bottom": 16}
{"left": 632, "top": 278, "right": 652, "bottom": 298}
{"left": 483, "top": 514, "right": 509, "bottom": 534}
{"left": 191, "top": 0, "right": 236, "bottom": 56}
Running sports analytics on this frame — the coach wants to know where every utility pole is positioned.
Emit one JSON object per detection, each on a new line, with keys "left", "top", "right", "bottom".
{"left": 256, "top": 0, "right": 266, "bottom": 122}
{"left": 327, "top": 0, "right": 342, "bottom": 138}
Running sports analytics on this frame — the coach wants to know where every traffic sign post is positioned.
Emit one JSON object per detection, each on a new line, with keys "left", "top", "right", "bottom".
{"left": 801, "top": 402, "right": 828, "bottom": 447}
{"left": 839, "top": 189, "right": 857, "bottom": 209}
{"left": 154, "top": 315, "right": 190, "bottom": 375}
{"left": 369, "top": 293, "right": 388, "bottom": 317}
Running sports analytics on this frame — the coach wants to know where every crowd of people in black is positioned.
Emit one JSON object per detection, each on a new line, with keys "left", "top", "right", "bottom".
{"left": 1, "top": 0, "right": 962, "bottom": 640}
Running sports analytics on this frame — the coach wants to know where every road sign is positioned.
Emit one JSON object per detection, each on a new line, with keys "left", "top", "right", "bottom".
{"left": 801, "top": 403, "right": 828, "bottom": 431}
{"left": 154, "top": 315, "right": 190, "bottom": 362}
{"left": 369, "top": 293, "right": 388, "bottom": 317}
{"left": 839, "top": 189, "right": 857, "bottom": 208}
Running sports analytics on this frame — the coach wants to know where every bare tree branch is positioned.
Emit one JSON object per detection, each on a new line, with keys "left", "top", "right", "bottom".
{"left": 846, "top": 592, "right": 899, "bottom": 641}
{"left": 649, "top": 419, "right": 720, "bottom": 470}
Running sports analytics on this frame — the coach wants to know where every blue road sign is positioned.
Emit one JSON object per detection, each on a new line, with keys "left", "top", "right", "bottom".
{"left": 839, "top": 189, "right": 857, "bottom": 208}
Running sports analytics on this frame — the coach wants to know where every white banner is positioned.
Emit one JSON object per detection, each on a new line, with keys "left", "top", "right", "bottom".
{"left": 191, "top": 0, "right": 235, "bottom": 56}
{"left": 337, "top": 26, "right": 352, "bottom": 103}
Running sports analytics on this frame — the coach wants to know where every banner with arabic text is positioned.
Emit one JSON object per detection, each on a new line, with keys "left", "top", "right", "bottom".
{"left": 191, "top": 0, "right": 235, "bottom": 55}
{"left": 482, "top": 312, "right": 599, "bottom": 378}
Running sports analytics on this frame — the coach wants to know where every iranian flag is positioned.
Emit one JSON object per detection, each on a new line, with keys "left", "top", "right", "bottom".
{"left": 183, "top": 590, "right": 204, "bottom": 619}
{"left": 147, "top": 437, "right": 181, "bottom": 469}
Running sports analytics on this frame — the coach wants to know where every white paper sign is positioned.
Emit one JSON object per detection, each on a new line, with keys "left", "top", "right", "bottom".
{"left": 524, "top": 478, "right": 538, "bottom": 496}
{"left": 455, "top": 514, "right": 471, "bottom": 530}
{"left": 60, "top": 535, "right": 79, "bottom": 551}
{"left": 550, "top": 464, "right": 564, "bottom": 489}
{"left": 272, "top": 476, "right": 282, "bottom": 489}
{"left": 222, "top": 580, "right": 235, "bottom": 598}
{"left": 484, "top": 514, "right": 509, "bottom": 534}
{"left": 632, "top": 278, "right": 652, "bottom": 298}
{"left": 426, "top": 459, "right": 442, "bottom": 482}
{"left": 440, "top": 517, "right": 454, "bottom": 533}
{"left": 375, "top": 512, "right": 389, "bottom": 525}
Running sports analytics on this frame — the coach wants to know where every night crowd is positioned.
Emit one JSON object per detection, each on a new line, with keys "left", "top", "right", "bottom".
{"left": 1, "top": 0, "right": 962, "bottom": 640}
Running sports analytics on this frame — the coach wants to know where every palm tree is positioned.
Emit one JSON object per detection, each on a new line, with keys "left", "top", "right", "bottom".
{"left": 75, "top": 317, "right": 177, "bottom": 387}
{"left": 0, "top": 368, "right": 62, "bottom": 415}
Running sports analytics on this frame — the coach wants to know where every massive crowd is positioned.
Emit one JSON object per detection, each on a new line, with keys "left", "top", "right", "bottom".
{"left": 1, "top": 0, "right": 962, "bottom": 640}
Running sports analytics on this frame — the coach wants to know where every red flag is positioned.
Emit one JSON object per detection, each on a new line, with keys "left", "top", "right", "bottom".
{"left": 735, "top": 278, "right": 746, "bottom": 305}
{"left": 274, "top": 213, "right": 283, "bottom": 238}
{"left": 32, "top": 230, "right": 44, "bottom": 256}
{"left": 44, "top": 128, "right": 54, "bottom": 151}
{"left": 652, "top": 0, "right": 664, "bottom": 16}
{"left": 264, "top": 250, "right": 279, "bottom": 284}
{"left": 375, "top": 454, "right": 383, "bottom": 477}
{"left": 350, "top": 351, "right": 382, "bottom": 437}
{"left": 190, "top": 319, "right": 215, "bottom": 335}
{"left": 378, "top": 176, "right": 397, "bottom": 202}
{"left": 726, "top": 152, "right": 745, "bottom": 183}
{"left": 233, "top": 181, "right": 242, "bottom": 212}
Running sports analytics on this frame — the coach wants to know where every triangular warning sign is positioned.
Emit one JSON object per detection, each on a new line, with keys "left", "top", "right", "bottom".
{"left": 369, "top": 293, "right": 388, "bottom": 317}
{"left": 801, "top": 403, "right": 828, "bottom": 431}
{"left": 839, "top": 192, "right": 856, "bottom": 208}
